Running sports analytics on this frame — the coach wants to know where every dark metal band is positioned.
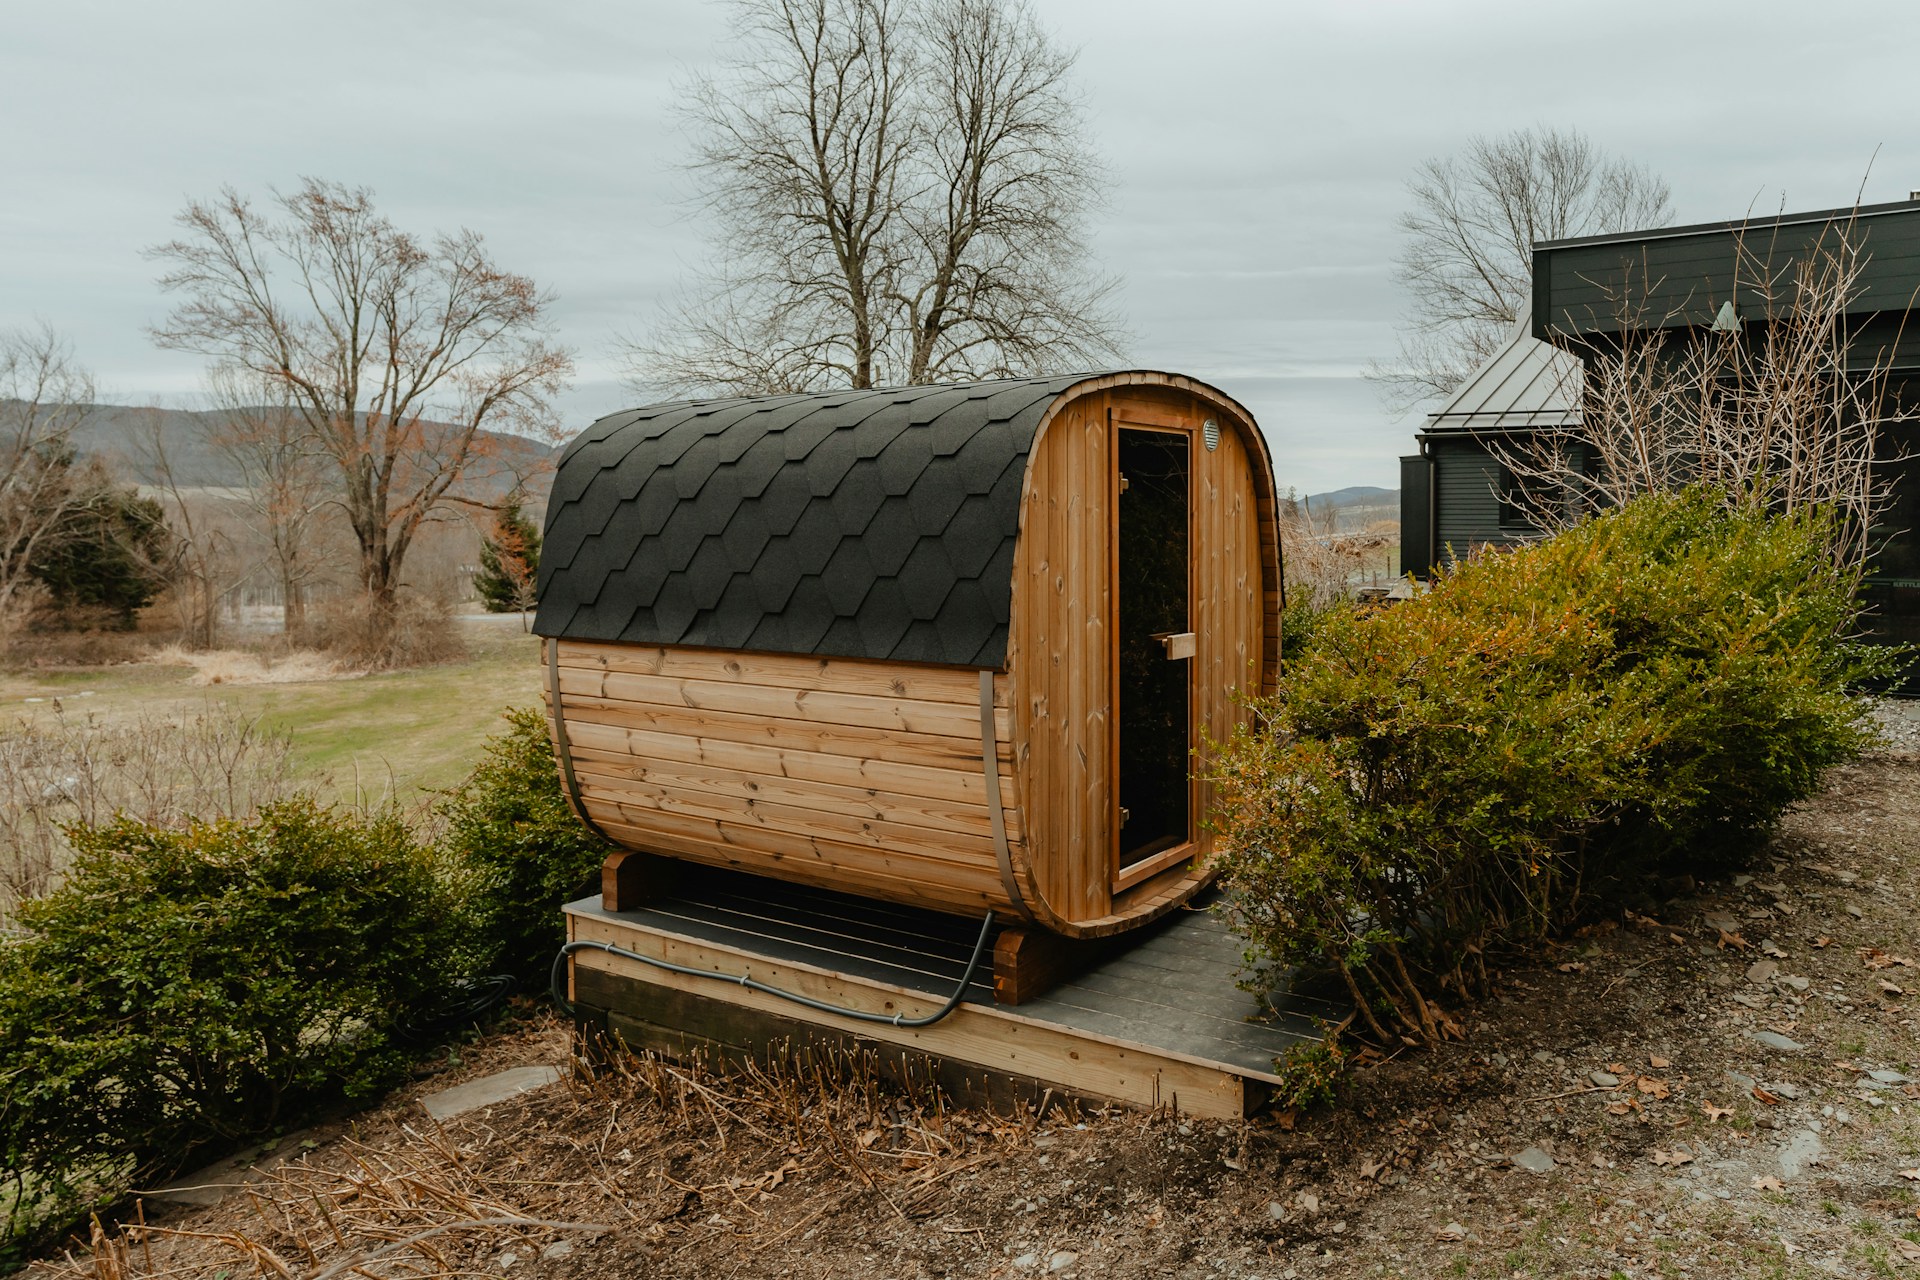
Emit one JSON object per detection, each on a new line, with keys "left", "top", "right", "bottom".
{"left": 546, "top": 638, "right": 617, "bottom": 846}
{"left": 980, "top": 669, "right": 1036, "bottom": 925}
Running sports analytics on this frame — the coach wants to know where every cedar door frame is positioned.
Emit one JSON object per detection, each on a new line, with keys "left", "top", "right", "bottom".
{"left": 1108, "top": 402, "right": 1200, "bottom": 896}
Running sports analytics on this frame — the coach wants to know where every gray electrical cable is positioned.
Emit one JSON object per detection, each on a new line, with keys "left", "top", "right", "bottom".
{"left": 550, "top": 909, "right": 996, "bottom": 1028}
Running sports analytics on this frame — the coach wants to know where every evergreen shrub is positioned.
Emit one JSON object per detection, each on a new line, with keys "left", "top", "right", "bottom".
{"left": 1212, "top": 489, "right": 1897, "bottom": 1049}
{"left": 0, "top": 800, "right": 463, "bottom": 1253}
{"left": 436, "top": 707, "right": 613, "bottom": 981}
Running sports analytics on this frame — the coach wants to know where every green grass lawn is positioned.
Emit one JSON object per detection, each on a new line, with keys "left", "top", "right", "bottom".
{"left": 0, "top": 617, "right": 546, "bottom": 806}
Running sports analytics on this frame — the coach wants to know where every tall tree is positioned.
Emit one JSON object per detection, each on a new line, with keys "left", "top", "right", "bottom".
{"left": 1374, "top": 127, "right": 1672, "bottom": 406}
{"left": 0, "top": 326, "right": 97, "bottom": 652}
{"left": 148, "top": 180, "right": 572, "bottom": 647}
{"left": 628, "top": 0, "right": 1123, "bottom": 395}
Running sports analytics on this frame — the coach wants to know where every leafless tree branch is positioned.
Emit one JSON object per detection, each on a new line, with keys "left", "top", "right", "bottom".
{"left": 625, "top": 0, "right": 1124, "bottom": 397}
{"left": 1373, "top": 126, "right": 1671, "bottom": 409}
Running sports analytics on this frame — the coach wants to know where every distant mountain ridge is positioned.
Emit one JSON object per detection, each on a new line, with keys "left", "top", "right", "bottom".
{"left": 1302, "top": 484, "right": 1394, "bottom": 510}
{"left": 47, "top": 402, "right": 557, "bottom": 497}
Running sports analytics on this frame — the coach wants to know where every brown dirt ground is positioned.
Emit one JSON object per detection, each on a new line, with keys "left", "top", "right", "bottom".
{"left": 29, "top": 738, "right": 1920, "bottom": 1280}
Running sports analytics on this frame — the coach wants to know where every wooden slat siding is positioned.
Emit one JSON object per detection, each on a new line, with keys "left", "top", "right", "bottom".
{"left": 555, "top": 640, "right": 1009, "bottom": 706}
{"left": 568, "top": 759, "right": 1001, "bottom": 841}
{"left": 565, "top": 750, "right": 1007, "bottom": 840}
{"left": 580, "top": 776, "right": 1001, "bottom": 866}
{"left": 588, "top": 814, "right": 1006, "bottom": 915}
{"left": 566, "top": 909, "right": 1250, "bottom": 1120}
{"left": 1009, "top": 391, "right": 1112, "bottom": 924}
{"left": 554, "top": 665, "right": 1008, "bottom": 741}
{"left": 550, "top": 641, "right": 1025, "bottom": 920}
{"left": 559, "top": 695, "right": 1010, "bottom": 771}
{"left": 560, "top": 721, "right": 1005, "bottom": 810}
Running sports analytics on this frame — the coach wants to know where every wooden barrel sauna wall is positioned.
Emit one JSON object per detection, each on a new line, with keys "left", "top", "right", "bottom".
{"left": 535, "top": 372, "right": 1282, "bottom": 940}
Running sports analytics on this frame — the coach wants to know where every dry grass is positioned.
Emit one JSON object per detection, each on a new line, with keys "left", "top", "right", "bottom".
{"left": 50, "top": 1032, "right": 1052, "bottom": 1280}
{"left": 0, "top": 703, "right": 297, "bottom": 918}
{"left": 146, "top": 647, "right": 356, "bottom": 687}
{"left": 305, "top": 596, "right": 465, "bottom": 672}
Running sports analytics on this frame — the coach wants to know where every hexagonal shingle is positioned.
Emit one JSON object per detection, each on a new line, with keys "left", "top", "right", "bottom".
{"left": 533, "top": 373, "right": 1175, "bottom": 668}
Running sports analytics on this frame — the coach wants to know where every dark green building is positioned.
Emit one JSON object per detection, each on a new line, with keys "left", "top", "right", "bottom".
{"left": 1401, "top": 195, "right": 1920, "bottom": 646}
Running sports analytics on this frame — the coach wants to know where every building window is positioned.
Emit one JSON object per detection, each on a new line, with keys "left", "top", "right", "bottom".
{"left": 1496, "top": 462, "right": 1540, "bottom": 531}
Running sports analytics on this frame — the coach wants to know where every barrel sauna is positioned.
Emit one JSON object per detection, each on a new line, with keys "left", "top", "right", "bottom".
{"left": 535, "top": 372, "right": 1282, "bottom": 946}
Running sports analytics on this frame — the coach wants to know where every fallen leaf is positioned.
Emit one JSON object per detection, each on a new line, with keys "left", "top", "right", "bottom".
{"left": 1878, "top": 980, "right": 1905, "bottom": 996}
{"left": 1434, "top": 1222, "right": 1467, "bottom": 1242}
{"left": 1751, "top": 1175, "right": 1785, "bottom": 1191}
{"left": 1717, "top": 930, "right": 1749, "bottom": 951}
{"left": 1606, "top": 1062, "right": 1629, "bottom": 1075}
{"left": 1813, "top": 936, "right": 1833, "bottom": 949}
{"left": 1898, "top": 1168, "right": 1920, "bottom": 1181}
{"left": 1606, "top": 1095, "right": 1642, "bottom": 1116}
{"left": 1271, "top": 1108, "right": 1298, "bottom": 1131}
{"left": 1896, "top": 1239, "right": 1920, "bottom": 1262}
{"left": 1649, "top": 1055, "right": 1671, "bottom": 1069}
{"left": 1752, "top": 1087, "right": 1784, "bottom": 1106}
{"left": 1702, "top": 1102, "right": 1735, "bottom": 1123}
{"left": 1861, "top": 947, "right": 1913, "bottom": 969}
{"left": 1637, "top": 1076, "right": 1671, "bottom": 1099}
{"left": 1650, "top": 1148, "right": 1694, "bottom": 1168}
{"left": 1359, "top": 1157, "right": 1383, "bottom": 1180}
{"left": 1557, "top": 961, "right": 1587, "bottom": 974}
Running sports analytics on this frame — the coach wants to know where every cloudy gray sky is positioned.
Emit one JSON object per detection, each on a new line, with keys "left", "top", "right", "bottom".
{"left": 4, "top": 0, "right": 1918, "bottom": 494}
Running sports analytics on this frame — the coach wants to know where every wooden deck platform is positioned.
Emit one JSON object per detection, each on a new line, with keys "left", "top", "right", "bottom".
{"left": 563, "top": 871, "right": 1342, "bottom": 1120}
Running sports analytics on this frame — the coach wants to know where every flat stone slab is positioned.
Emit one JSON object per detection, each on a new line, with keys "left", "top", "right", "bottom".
{"left": 421, "top": 1065, "right": 563, "bottom": 1120}
{"left": 139, "top": 1130, "right": 315, "bottom": 1208}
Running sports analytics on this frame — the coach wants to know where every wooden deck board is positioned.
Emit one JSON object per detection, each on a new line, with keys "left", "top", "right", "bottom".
{"left": 562, "top": 869, "right": 1334, "bottom": 1115}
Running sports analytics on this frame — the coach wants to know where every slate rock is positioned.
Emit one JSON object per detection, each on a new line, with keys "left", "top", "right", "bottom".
{"left": 1778, "top": 1129, "right": 1825, "bottom": 1179}
{"left": 1746, "top": 960, "right": 1779, "bottom": 985}
{"left": 1590, "top": 1071, "right": 1621, "bottom": 1088}
{"left": 1511, "top": 1146, "right": 1556, "bottom": 1174}
{"left": 420, "top": 1065, "right": 563, "bottom": 1120}
{"left": 1750, "top": 1030, "right": 1804, "bottom": 1053}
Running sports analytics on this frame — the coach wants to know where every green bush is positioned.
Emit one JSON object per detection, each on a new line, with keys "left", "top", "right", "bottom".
{"left": 437, "top": 707, "right": 613, "bottom": 981}
{"left": 1213, "top": 490, "right": 1896, "bottom": 1050}
{"left": 0, "top": 799, "right": 465, "bottom": 1253}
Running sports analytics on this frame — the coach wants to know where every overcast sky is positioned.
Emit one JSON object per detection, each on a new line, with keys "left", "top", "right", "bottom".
{"left": 4, "top": 0, "right": 1918, "bottom": 494}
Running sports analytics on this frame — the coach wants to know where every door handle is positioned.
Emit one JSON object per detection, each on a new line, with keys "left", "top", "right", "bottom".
{"left": 1154, "top": 631, "right": 1196, "bottom": 660}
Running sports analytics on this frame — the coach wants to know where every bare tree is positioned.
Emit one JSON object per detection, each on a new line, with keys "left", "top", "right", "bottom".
{"left": 1375, "top": 127, "right": 1672, "bottom": 407}
{"left": 0, "top": 325, "right": 95, "bottom": 655}
{"left": 628, "top": 0, "right": 1123, "bottom": 396}
{"left": 202, "top": 368, "right": 332, "bottom": 637}
{"left": 1499, "top": 216, "right": 1908, "bottom": 580}
{"left": 127, "top": 407, "right": 233, "bottom": 649}
{"left": 148, "top": 180, "right": 573, "bottom": 651}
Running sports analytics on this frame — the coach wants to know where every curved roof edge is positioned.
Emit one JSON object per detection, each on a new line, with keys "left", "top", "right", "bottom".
{"left": 533, "top": 372, "right": 1259, "bottom": 668}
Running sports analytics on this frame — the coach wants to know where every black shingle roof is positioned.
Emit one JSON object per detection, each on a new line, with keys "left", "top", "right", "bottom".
{"left": 534, "top": 376, "right": 1098, "bottom": 668}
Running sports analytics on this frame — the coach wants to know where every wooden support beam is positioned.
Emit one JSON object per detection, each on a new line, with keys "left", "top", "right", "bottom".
{"left": 992, "top": 927, "right": 1114, "bottom": 1006}
{"left": 602, "top": 849, "right": 678, "bottom": 912}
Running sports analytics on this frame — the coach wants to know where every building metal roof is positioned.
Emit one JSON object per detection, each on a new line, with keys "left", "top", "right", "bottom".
{"left": 533, "top": 375, "right": 1096, "bottom": 668}
{"left": 1418, "top": 322, "right": 1581, "bottom": 435}
{"left": 1533, "top": 196, "right": 1920, "bottom": 252}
